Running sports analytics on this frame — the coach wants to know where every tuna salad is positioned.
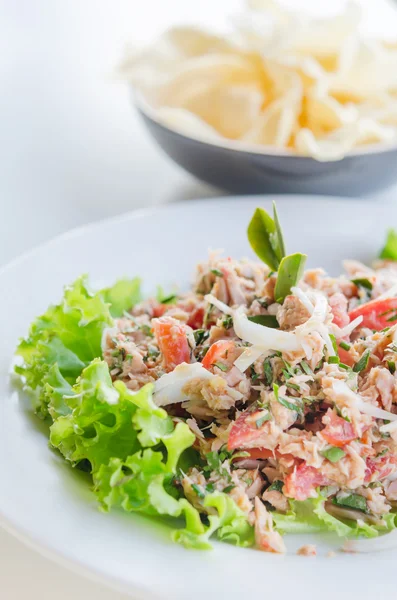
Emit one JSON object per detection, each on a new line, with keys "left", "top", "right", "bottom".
{"left": 15, "top": 206, "right": 397, "bottom": 553}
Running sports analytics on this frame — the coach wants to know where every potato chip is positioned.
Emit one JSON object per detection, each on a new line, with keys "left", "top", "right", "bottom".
{"left": 121, "top": 0, "right": 397, "bottom": 161}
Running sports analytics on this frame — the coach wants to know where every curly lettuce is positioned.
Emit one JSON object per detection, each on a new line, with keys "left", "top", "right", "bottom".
{"left": 48, "top": 359, "right": 253, "bottom": 549}
{"left": 14, "top": 276, "right": 141, "bottom": 419}
{"left": 272, "top": 494, "right": 397, "bottom": 539}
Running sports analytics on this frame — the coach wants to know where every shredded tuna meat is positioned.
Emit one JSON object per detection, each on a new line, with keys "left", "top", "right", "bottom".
{"left": 103, "top": 248, "right": 397, "bottom": 551}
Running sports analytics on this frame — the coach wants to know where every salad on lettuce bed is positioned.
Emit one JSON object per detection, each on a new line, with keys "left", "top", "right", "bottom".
{"left": 14, "top": 207, "right": 397, "bottom": 554}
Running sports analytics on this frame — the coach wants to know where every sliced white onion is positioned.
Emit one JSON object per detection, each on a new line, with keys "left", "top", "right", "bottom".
{"left": 380, "top": 420, "right": 397, "bottom": 434}
{"left": 153, "top": 362, "right": 243, "bottom": 406}
{"left": 331, "top": 380, "right": 397, "bottom": 422}
{"left": 233, "top": 308, "right": 300, "bottom": 350}
{"left": 291, "top": 286, "right": 314, "bottom": 315}
{"left": 332, "top": 314, "right": 363, "bottom": 339}
{"left": 204, "top": 294, "right": 233, "bottom": 315}
{"left": 233, "top": 345, "right": 266, "bottom": 372}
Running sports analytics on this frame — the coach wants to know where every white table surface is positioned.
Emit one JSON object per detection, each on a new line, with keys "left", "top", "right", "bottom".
{"left": 2, "top": 0, "right": 397, "bottom": 598}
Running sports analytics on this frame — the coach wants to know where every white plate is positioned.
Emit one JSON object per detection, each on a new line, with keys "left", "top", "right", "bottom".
{"left": 1, "top": 196, "right": 397, "bottom": 600}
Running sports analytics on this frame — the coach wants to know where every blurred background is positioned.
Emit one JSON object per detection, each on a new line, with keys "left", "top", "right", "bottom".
{"left": 2, "top": 0, "right": 397, "bottom": 598}
{"left": 2, "top": 0, "right": 397, "bottom": 267}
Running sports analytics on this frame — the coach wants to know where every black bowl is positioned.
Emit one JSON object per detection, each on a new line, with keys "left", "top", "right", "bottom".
{"left": 135, "top": 95, "right": 397, "bottom": 196}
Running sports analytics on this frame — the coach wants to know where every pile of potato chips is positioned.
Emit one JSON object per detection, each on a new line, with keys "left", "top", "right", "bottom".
{"left": 120, "top": 0, "right": 397, "bottom": 161}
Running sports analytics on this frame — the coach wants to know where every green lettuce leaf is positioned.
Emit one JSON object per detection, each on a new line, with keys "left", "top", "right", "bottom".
{"left": 49, "top": 360, "right": 143, "bottom": 471}
{"left": 379, "top": 229, "right": 397, "bottom": 261}
{"left": 15, "top": 277, "right": 113, "bottom": 418}
{"left": 100, "top": 277, "right": 141, "bottom": 317}
{"left": 273, "top": 494, "right": 397, "bottom": 539}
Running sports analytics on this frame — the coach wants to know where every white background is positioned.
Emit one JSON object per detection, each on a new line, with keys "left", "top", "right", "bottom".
{"left": 2, "top": 0, "right": 397, "bottom": 598}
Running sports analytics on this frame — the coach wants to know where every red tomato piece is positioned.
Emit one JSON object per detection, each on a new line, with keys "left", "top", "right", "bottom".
{"left": 284, "top": 463, "right": 330, "bottom": 501}
{"left": 187, "top": 307, "right": 204, "bottom": 330}
{"left": 227, "top": 409, "right": 269, "bottom": 451}
{"left": 337, "top": 346, "right": 355, "bottom": 367}
{"left": 152, "top": 303, "right": 167, "bottom": 318}
{"left": 152, "top": 317, "right": 190, "bottom": 371}
{"left": 202, "top": 340, "right": 235, "bottom": 371}
{"left": 321, "top": 409, "right": 356, "bottom": 447}
{"left": 348, "top": 297, "right": 397, "bottom": 331}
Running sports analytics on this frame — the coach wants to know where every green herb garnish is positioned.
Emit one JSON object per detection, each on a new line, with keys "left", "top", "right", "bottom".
{"left": 247, "top": 203, "right": 285, "bottom": 271}
{"left": 223, "top": 484, "right": 236, "bottom": 494}
{"left": 193, "top": 329, "right": 209, "bottom": 346}
{"left": 339, "top": 341, "right": 351, "bottom": 351}
{"left": 353, "top": 350, "right": 370, "bottom": 373}
{"left": 328, "top": 356, "right": 340, "bottom": 365}
{"left": 333, "top": 493, "right": 368, "bottom": 513}
{"left": 222, "top": 314, "right": 233, "bottom": 330}
{"left": 268, "top": 479, "right": 284, "bottom": 492}
{"left": 191, "top": 484, "right": 205, "bottom": 499}
{"left": 273, "top": 383, "right": 303, "bottom": 416}
{"left": 286, "top": 381, "right": 300, "bottom": 391}
{"left": 248, "top": 314, "right": 279, "bottom": 328}
{"left": 300, "top": 360, "right": 314, "bottom": 376}
{"left": 388, "top": 360, "right": 396, "bottom": 374}
{"left": 263, "top": 357, "right": 273, "bottom": 386}
{"left": 213, "top": 361, "right": 228, "bottom": 372}
{"left": 321, "top": 446, "right": 346, "bottom": 463}
{"left": 255, "top": 412, "right": 272, "bottom": 428}
{"left": 351, "top": 278, "right": 373, "bottom": 291}
{"left": 274, "top": 253, "right": 307, "bottom": 304}
{"left": 211, "top": 268, "right": 224, "bottom": 277}
{"left": 379, "top": 229, "right": 397, "bottom": 261}
{"left": 205, "top": 483, "right": 215, "bottom": 493}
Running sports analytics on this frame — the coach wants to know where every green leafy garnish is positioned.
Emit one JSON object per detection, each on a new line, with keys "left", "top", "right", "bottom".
{"left": 273, "top": 383, "right": 303, "bottom": 416}
{"left": 192, "top": 484, "right": 205, "bottom": 499}
{"left": 268, "top": 480, "right": 284, "bottom": 492}
{"left": 211, "top": 268, "right": 224, "bottom": 277}
{"left": 159, "top": 294, "right": 178, "bottom": 305}
{"left": 351, "top": 278, "right": 373, "bottom": 291}
{"left": 300, "top": 360, "right": 314, "bottom": 376}
{"left": 247, "top": 205, "right": 285, "bottom": 271}
{"left": 213, "top": 361, "right": 228, "bottom": 372}
{"left": 100, "top": 277, "right": 141, "bottom": 317}
{"left": 379, "top": 229, "right": 397, "bottom": 261}
{"left": 193, "top": 329, "right": 209, "bottom": 346}
{"left": 333, "top": 493, "right": 368, "bottom": 513}
{"left": 321, "top": 446, "right": 346, "bottom": 463}
{"left": 353, "top": 350, "right": 370, "bottom": 373}
{"left": 339, "top": 341, "right": 351, "bottom": 351}
{"left": 221, "top": 314, "right": 234, "bottom": 330}
{"left": 263, "top": 357, "right": 273, "bottom": 386}
{"left": 247, "top": 314, "right": 279, "bottom": 328}
{"left": 388, "top": 360, "right": 396, "bottom": 374}
{"left": 328, "top": 356, "right": 340, "bottom": 365}
{"left": 274, "top": 253, "right": 307, "bottom": 304}
{"left": 255, "top": 412, "right": 272, "bottom": 428}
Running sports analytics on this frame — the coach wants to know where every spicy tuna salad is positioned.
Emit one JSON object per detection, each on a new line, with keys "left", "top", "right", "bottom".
{"left": 14, "top": 206, "right": 397, "bottom": 554}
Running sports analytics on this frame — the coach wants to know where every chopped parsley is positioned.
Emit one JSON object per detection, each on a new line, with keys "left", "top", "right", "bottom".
{"left": 256, "top": 412, "right": 272, "bottom": 428}
{"left": 159, "top": 293, "right": 178, "bottom": 305}
{"left": 223, "top": 484, "right": 236, "bottom": 494}
{"left": 300, "top": 360, "right": 314, "bottom": 376}
{"left": 387, "top": 312, "right": 397, "bottom": 323}
{"left": 329, "top": 334, "right": 338, "bottom": 355}
{"left": 139, "top": 323, "right": 153, "bottom": 337}
{"left": 191, "top": 484, "right": 205, "bottom": 499}
{"left": 339, "top": 341, "right": 351, "bottom": 351}
{"left": 213, "top": 361, "right": 228, "bottom": 372}
{"left": 263, "top": 357, "right": 273, "bottom": 386}
{"left": 328, "top": 356, "right": 340, "bottom": 365}
{"left": 286, "top": 381, "right": 300, "bottom": 392}
{"left": 205, "top": 482, "right": 215, "bottom": 493}
{"left": 351, "top": 278, "right": 373, "bottom": 291}
{"left": 221, "top": 314, "right": 233, "bottom": 330}
{"left": 211, "top": 268, "right": 224, "bottom": 277}
{"left": 321, "top": 446, "right": 346, "bottom": 463}
{"left": 251, "top": 366, "right": 259, "bottom": 382}
{"left": 353, "top": 350, "right": 370, "bottom": 373}
{"left": 268, "top": 479, "right": 284, "bottom": 492}
{"left": 273, "top": 383, "right": 304, "bottom": 416}
{"left": 193, "top": 329, "right": 209, "bottom": 346}
{"left": 388, "top": 360, "right": 396, "bottom": 374}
